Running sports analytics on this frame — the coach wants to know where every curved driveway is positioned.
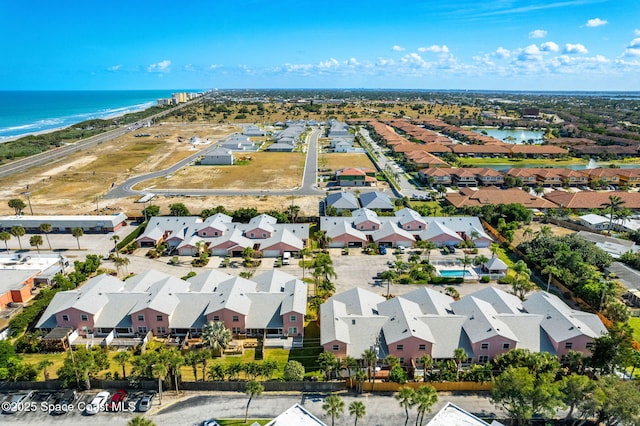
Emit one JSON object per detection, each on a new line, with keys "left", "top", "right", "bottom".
{"left": 105, "top": 127, "right": 324, "bottom": 199}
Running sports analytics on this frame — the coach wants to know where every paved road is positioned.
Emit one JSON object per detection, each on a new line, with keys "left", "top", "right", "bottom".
{"left": 0, "top": 391, "right": 505, "bottom": 426}
{"left": 0, "top": 98, "right": 202, "bottom": 181}
{"left": 358, "top": 127, "right": 432, "bottom": 199}
{"left": 105, "top": 126, "right": 324, "bottom": 199}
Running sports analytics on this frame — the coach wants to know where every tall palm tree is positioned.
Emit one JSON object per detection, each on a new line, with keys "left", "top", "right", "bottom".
{"left": 113, "top": 351, "right": 131, "bottom": 380}
{"left": 536, "top": 225, "right": 553, "bottom": 239}
{"left": 322, "top": 394, "right": 345, "bottom": 426}
{"left": 36, "top": 359, "right": 54, "bottom": 381}
{"left": 541, "top": 264, "right": 561, "bottom": 292}
{"left": 0, "top": 231, "right": 10, "bottom": 252}
{"left": 244, "top": 380, "right": 264, "bottom": 424}
{"left": 348, "top": 400, "right": 366, "bottom": 426}
{"left": 417, "top": 354, "right": 433, "bottom": 382}
{"left": 71, "top": 227, "right": 84, "bottom": 249}
{"left": 522, "top": 227, "right": 533, "bottom": 241}
{"left": 395, "top": 386, "right": 416, "bottom": 426}
{"left": 184, "top": 351, "right": 200, "bottom": 382}
{"left": 602, "top": 194, "right": 625, "bottom": 235}
{"left": 111, "top": 235, "right": 121, "bottom": 258}
{"left": 10, "top": 226, "right": 25, "bottom": 250}
{"left": 413, "top": 385, "right": 438, "bottom": 426}
{"left": 379, "top": 270, "right": 398, "bottom": 298}
{"left": 202, "top": 321, "right": 232, "bottom": 357}
{"left": 362, "top": 348, "right": 377, "bottom": 384}
{"left": 29, "top": 235, "right": 43, "bottom": 254}
{"left": 39, "top": 223, "right": 52, "bottom": 250}
{"left": 453, "top": 348, "right": 467, "bottom": 381}
{"left": 489, "top": 242, "right": 500, "bottom": 259}
{"left": 152, "top": 363, "right": 168, "bottom": 405}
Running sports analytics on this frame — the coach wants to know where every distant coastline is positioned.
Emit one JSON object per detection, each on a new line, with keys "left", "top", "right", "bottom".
{"left": 0, "top": 90, "right": 183, "bottom": 142}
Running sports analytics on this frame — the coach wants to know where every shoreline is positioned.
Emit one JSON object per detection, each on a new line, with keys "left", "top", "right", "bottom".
{"left": 0, "top": 102, "right": 157, "bottom": 144}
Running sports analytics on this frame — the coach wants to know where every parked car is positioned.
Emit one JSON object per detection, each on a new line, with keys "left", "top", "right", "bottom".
{"left": 107, "top": 389, "right": 127, "bottom": 411}
{"left": 85, "top": 391, "right": 110, "bottom": 415}
{"left": 448, "top": 246, "right": 456, "bottom": 254}
{"left": 137, "top": 392, "right": 155, "bottom": 412}
{"left": 203, "top": 420, "right": 221, "bottom": 426}
{"left": 398, "top": 246, "right": 406, "bottom": 254}
{"left": 379, "top": 247, "right": 387, "bottom": 255}
{"left": 52, "top": 390, "right": 77, "bottom": 415}
{"left": 3, "top": 391, "right": 35, "bottom": 414}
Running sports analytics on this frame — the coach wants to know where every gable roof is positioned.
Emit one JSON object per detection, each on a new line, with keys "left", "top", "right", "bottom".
{"left": 359, "top": 191, "right": 394, "bottom": 209}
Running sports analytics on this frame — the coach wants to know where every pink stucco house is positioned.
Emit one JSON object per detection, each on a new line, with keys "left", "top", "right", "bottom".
{"left": 37, "top": 269, "right": 307, "bottom": 346}
{"left": 321, "top": 286, "right": 606, "bottom": 367}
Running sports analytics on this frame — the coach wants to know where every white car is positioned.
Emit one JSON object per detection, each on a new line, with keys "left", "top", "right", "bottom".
{"left": 85, "top": 391, "right": 110, "bottom": 415}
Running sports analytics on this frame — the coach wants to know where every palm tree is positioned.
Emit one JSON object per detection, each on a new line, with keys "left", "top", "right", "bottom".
{"left": 111, "top": 235, "right": 121, "bottom": 258}
{"left": 29, "top": 235, "right": 43, "bottom": 254}
{"left": 533, "top": 185, "right": 544, "bottom": 197}
{"left": 362, "top": 348, "right": 377, "bottom": 384}
{"left": 244, "top": 380, "right": 264, "bottom": 424}
{"left": 39, "top": 223, "right": 52, "bottom": 250}
{"left": 168, "top": 351, "right": 184, "bottom": 395}
{"left": 113, "top": 351, "right": 131, "bottom": 380}
{"left": 184, "top": 351, "right": 200, "bottom": 382}
{"left": 444, "top": 286, "right": 459, "bottom": 300}
{"left": 300, "top": 247, "right": 311, "bottom": 281}
{"left": 457, "top": 254, "right": 472, "bottom": 275}
{"left": 0, "top": 231, "right": 10, "bottom": 252}
{"left": 10, "top": 226, "right": 25, "bottom": 250}
{"left": 413, "top": 385, "right": 438, "bottom": 426}
{"left": 152, "top": 363, "right": 168, "bottom": 405}
{"left": 380, "top": 270, "right": 398, "bottom": 298}
{"left": 541, "top": 264, "right": 561, "bottom": 292}
{"left": 453, "top": 348, "right": 467, "bottom": 381}
{"left": 341, "top": 355, "right": 357, "bottom": 379}
{"left": 71, "top": 227, "right": 84, "bottom": 249}
{"left": 202, "top": 321, "right": 232, "bottom": 357}
{"left": 536, "top": 225, "right": 553, "bottom": 239}
{"left": 395, "top": 386, "right": 416, "bottom": 426}
{"left": 348, "top": 400, "right": 366, "bottom": 426}
{"left": 417, "top": 354, "right": 433, "bottom": 382}
{"left": 314, "top": 230, "right": 332, "bottom": 250}
{"left": 37, "top": 359, "right": 54, "bottom": 381}
{"left": 512, "top": 260, "right": 530, "bottom": 282}
{"left": 127, "top": 416, "right": 156, "bottom": 426}
{"left": 323, "top": 394, "right": 345, "bottom": 426}
{"left": 489, "top": 242, "right": 500, "bottom": 259}
{"left": 416, "top": 240, "right": 436, "bottom": 262}
{"left": 602, "top": 194, "right": 625, "bottom": 235}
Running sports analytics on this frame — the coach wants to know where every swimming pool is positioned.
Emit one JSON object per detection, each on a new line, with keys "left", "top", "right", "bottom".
{"left": 439, "top": 270, "right": 471, "bottom": 278}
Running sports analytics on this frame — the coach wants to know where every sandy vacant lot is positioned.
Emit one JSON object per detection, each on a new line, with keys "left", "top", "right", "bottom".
{"left": 136, "top": 151, "right": 306, "bottom": 190}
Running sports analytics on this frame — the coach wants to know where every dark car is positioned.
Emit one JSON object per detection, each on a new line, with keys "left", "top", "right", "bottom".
{"left": 52, "top": 390, "right": 77, "bottom": 415}
{"left": 108, "top": 389, "right": 128, "bottom": 411}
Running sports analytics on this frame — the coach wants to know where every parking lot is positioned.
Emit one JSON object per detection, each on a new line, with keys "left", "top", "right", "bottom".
{"left": 0, "top": 389, "right": 156, "bottom": 425}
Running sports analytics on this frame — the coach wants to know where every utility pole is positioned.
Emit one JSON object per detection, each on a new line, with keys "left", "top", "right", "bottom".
{"left": 23, "top": 192, "right": 34, "bottom": 215}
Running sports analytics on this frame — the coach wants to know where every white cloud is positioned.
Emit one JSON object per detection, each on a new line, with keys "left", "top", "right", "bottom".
{"left": 418, "top": 45, "right": 449, "bottom": 53}
{"left": 565, "top": 43, "right": 588, "bottom": 54}
{"left": 392, "top": 45, "right": 405, "bottom": 51}
{"left": 147, "top": 60, "right": 171, "bottom": 73}
{"left": 540, "top": 42, "right": 560, "bottom": 52}
{"left": 635, "top": 29, "right": 640, "bottom": 36}
{"left": 108, "top": 64, "right": 122, "bottom": 71}
{"left": 586, "top": 18, "right": 607, "bottom": 27}
{"left": 319, "top": 58, "right": 340, "bottom": 69}
{"left": 495, "top": 47, "right": 511, "bottom": 59}
{"left": 346, "top": 57, "right": 360, "bottom": 66}
{"left": 529, "top": 29, "right": 547, "bottom": 38}
{"left": 210, "top": 64, "right": 222, "bottom": 69}
{"left": 401, "top": 53, "right": 429, "bottom": 67}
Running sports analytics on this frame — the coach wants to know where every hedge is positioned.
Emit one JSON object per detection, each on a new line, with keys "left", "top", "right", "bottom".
{"left": 117, "top": 221, "right": 147, "bottom": 250}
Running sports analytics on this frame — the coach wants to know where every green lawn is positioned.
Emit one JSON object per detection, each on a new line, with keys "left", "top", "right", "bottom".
{"left": 629, "top": 317, "right": 640, "bottom": 341}
{"left": 288, "top": 322, "right": 323, "bottom": 377}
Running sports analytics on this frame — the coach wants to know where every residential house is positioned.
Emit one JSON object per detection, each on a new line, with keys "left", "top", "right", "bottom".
{"left": 446, "top": 187, "right": 558, "bottom": 210}
{"left": 419, "top": 168, "right": 453, "bottom": 186}
{"left": 321, "top": 286, "right": 605, "bottom": 366}
{"left": 336, "top": 168, "right": 377, "bottom": 187}
{"left": 579, "top": 214, "right": 613, "bottom": 232}
{"left": 243, "top": 124, "right": 265, "bottom": 137}
{"left": 359, "top": 191, "right": 394, "bottom": 211}
{"left": 37, "top": 269, "right": 307, "bottom": 344}
{"left": 544, "top": 190, "right": 640, "bottom": 211}
{"left": 325, "top": 192, "right": 360, "bottom": 214}
{"left": 136, "top": 214, "right": 308, "bottom": 257}
{"left": 200, "top": 147, "right": 234, "bottom": 165}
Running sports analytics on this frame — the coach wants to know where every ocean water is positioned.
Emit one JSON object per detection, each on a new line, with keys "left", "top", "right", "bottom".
{"left": 0, "top": 90, "right": 180, "bottom": 141}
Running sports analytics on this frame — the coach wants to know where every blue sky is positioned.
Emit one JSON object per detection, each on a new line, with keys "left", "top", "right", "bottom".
{"left": 2, "top": 0, "right": 639, "bottom": 91}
